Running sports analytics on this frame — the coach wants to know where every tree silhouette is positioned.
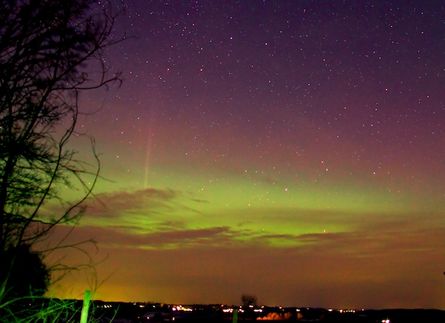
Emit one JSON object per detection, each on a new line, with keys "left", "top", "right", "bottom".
{"left": 0, "top": 244, "right": 49, "bottom": 298}
{"left": 0, "top": 0, "right": 120, "bottom": 300}
{"left": 241, "top": 294, "right": 258, "bottom": 307}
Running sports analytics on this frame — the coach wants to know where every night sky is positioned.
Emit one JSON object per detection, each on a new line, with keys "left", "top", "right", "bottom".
{"left": 48, "top": 0, "right": 445, "bottom": 308}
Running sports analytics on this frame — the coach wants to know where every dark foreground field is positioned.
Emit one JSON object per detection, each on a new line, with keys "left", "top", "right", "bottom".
{"left": 92, "top": 301, "right": 445, "bottom": 323}
{"left": 4, "top": 299, "right": 445, "bottom": 323}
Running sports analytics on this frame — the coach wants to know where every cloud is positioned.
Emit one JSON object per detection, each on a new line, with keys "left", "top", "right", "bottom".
{"left": 53, "top": 202, "right": 445, "bottom": 255}
{"left": 49, "top": 224, "right": 445, "bottom": 308}
{"left": 45, "top": 210, "right": 445, "bottom": 308}
{"left": 293, "top": 221, "right": 445, "bottom": 258}
{"left": 47, "top": 224, "right": 239, "bottom": 250}
{"left": 84, "top": 188, "right": 179, "bottom": 218}
{"left": 50, "top": 187, "right": 211, "bottom": 232}
{"left": 142, "top": 226, "right": 237, "bottom": 248}
{"left": 43, "top": 187, "right": 185, "bottom": 227}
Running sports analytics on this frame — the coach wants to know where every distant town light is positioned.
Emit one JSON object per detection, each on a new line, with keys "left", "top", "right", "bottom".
{"left": 172, "top": 305, "right": 193, "bottom": 312}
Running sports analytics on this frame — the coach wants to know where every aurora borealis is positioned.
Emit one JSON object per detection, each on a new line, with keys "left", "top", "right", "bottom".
{"left": 48, "top": 0, "right": 445, "bottom": 308}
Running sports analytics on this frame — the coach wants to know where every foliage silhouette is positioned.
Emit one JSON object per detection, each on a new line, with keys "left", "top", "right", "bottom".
{"left": 241, "top": 294, "right": 258, "bottom": 307}
{"left": 0, "top": 0, "right": 120, "bottom": 311}
{"left": 0, "top": 244, "right": 49, "bottom": 299}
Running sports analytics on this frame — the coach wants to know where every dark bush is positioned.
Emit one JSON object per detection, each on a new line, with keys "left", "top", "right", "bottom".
{"left": 0, "top": 244, "right": 49, "bottom": 299}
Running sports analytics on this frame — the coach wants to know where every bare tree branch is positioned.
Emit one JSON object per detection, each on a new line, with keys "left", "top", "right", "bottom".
{"left": 0, "top": 0, "right": 122, "bottom": 304}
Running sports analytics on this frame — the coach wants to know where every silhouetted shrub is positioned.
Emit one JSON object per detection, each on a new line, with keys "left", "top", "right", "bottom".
{"left": 0, "top": 244, "right": 49, "bottom": 299}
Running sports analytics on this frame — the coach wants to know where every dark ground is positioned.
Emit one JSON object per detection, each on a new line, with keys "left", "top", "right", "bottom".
{"left": 92, "top": 301, "right": 445, "bottom": 323}
{"left": 5, "top": 299, "right": 445, "bottom": 323}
